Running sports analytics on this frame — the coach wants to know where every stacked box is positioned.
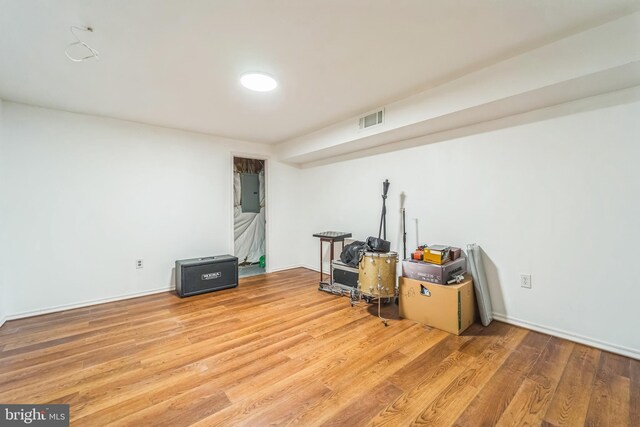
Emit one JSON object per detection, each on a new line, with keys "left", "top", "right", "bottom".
{"left": 402, "top": 257, "right": 466, "bottom": 284}
{"left": 423, "top": 245, "right": 451, "bottom": 265}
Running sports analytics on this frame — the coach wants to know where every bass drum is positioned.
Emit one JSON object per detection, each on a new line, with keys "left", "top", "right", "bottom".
{"left": 358, "top": 251, "right": 398, "bottom": 298}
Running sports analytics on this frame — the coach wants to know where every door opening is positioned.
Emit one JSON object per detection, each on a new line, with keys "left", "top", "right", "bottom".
{"left": 233, "top": 157, "right": 266, "bottom": 278}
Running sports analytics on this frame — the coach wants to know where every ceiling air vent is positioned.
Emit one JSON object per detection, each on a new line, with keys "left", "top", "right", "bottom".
{"left": 359, "top": 109, "right": 384, "bottom": 130}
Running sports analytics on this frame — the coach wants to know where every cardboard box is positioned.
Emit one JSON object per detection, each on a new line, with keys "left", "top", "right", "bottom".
{"left": 399, "top": 275, "right": 476, "bottom": 335}
{"left": 423, "top": 245, "right": 451, "bottom": 265}
{"left": 402, "top": 257, "right": 466, "bottom": 284}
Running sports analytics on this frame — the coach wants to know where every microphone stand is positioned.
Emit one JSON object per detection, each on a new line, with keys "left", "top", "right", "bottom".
{"left": 376, "top": 179, "right": 391, "bottom": 327}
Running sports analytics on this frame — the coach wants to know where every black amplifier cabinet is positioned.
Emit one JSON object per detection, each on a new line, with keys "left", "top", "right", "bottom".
{"left": 175, "top": 255, "right": 238, "bottom": 297}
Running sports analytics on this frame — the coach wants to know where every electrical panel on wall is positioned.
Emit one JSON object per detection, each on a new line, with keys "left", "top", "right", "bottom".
{"left": 240, "top": 173, "right": 260, "bottom": 213}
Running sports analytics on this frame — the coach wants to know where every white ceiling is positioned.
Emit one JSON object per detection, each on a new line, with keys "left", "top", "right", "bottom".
{"left": 1, "top": 0, "right": 639, "bottom": 144}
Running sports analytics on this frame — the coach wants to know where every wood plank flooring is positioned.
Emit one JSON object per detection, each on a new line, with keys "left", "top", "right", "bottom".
{"left": 0, "top": 267, "right": 636, "bottom": 426}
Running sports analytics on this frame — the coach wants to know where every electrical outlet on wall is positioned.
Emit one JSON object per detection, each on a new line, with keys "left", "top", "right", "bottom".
{"left": 520, "top": 274, "right": 532, "bottom": 289}
{"left": 136, "top": 259, "right": 144, "bottom": 269}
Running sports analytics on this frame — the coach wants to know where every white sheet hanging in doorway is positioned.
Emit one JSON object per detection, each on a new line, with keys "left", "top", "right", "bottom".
{"left": 234, "top": 170, "right": 265, "bottom": 263}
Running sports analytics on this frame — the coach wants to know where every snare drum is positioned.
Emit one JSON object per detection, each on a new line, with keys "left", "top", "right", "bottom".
{"left": 358, "top": 251, "right": 398, "bottom": 298}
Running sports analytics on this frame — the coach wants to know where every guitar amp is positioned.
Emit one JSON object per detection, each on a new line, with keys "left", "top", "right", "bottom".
{"left": 332, "top": 260, "right": 359, "bottom": 288}
{"left": 175, "top": 255, "right": 238, "bottom": 297}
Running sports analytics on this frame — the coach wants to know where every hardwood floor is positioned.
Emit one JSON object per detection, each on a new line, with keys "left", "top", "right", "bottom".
{"left": 0, "top": 267, "right": 636, "bottom": 426}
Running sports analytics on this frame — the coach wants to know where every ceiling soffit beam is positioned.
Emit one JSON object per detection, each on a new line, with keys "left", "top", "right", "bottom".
{"left": 276, "top": 12, "right": 640, "bottom": 167}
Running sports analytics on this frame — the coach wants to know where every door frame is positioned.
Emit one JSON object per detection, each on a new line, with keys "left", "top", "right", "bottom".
{"left": 230, "top": 153, "right": 270, "bottom": 273}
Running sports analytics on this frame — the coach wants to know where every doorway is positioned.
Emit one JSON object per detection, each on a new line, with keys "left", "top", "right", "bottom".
{"left": 233, "top": 157, "right": 266, "bottom": 278}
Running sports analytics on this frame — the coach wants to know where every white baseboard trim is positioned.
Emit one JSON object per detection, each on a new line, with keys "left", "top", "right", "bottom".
{"left": 301, "top": 264, "right": 320, "bottom": 273}
{"left": 0, "top": 315, "right": 6, "bottom": 329}
{"left": 6, "top": 286, "right": 174, "bottom": 321}
{"left": 268, "top": 264, "right": 304, "bottom": 273}
{"left": 493, "top": 312, "right": 639, "bottom": 360}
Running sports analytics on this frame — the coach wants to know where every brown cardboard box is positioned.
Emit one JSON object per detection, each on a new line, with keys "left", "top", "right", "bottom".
{"left": 399, "top": 275, "right": 476, "bottom": 335}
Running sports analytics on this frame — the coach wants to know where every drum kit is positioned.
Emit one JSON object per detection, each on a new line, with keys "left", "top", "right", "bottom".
{"left": 317, "top": 179, "right": 401, "bottom": 326}
{"left": 351, "top": 250, "right": 399, "bottom": 326}
{"left": 349, "top": 179, "right": 400, "bottom": 327}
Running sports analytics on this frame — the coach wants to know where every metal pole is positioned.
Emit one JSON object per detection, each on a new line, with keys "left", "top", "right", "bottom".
{"left": 402, "top": 208, "right": 407, "bottom": 260}
{"left": 378, "top": 203, "right": 384, "bottom": 239}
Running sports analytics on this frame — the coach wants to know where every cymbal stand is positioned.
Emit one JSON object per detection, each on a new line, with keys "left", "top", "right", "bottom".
{"left": 378, "top": 179, "right": 390, "bottom": 240}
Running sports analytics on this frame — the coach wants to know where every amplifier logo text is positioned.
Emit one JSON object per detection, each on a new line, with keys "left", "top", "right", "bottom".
{"left": 201, "top": 272, "right": 221, "bottom": 280}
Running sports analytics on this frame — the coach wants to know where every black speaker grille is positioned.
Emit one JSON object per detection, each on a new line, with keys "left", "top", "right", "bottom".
{"left": 176, "top": 256, "right": 238, "bottom": 297}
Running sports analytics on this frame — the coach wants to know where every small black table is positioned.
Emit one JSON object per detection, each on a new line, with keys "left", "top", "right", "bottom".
{"left": 312, "top": 231, "right": 352, "bottom": 285}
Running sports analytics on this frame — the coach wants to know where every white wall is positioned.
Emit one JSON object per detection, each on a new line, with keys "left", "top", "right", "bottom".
{"left": 0, "top": 102, "right": 299, "bottom": 318}
{"left": 0, "top": 98, "right": 6, "bottom": 327}
{"left": 297, "top": 91, "right": 640, "bottom": 359}
{"left": 265, "top": 160, "right": 303, "bottom": 272}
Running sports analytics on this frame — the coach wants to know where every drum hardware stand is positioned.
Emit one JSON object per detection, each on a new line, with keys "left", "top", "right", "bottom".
{"left": 378, "top": 179, "right": 390, "bottom": 240}
{"left": 319, "top": 281, "right": 353, "bottom": 296}
{"left": 377, "top": 267, "right": 389, "bottom": 327}
{"left": 349, "top": 287, "right": 360, "bottom": 306}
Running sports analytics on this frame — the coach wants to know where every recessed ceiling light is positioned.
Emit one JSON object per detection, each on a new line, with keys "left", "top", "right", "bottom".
{"left": 240, "top": 73, "right": 278, "bottom": 92}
